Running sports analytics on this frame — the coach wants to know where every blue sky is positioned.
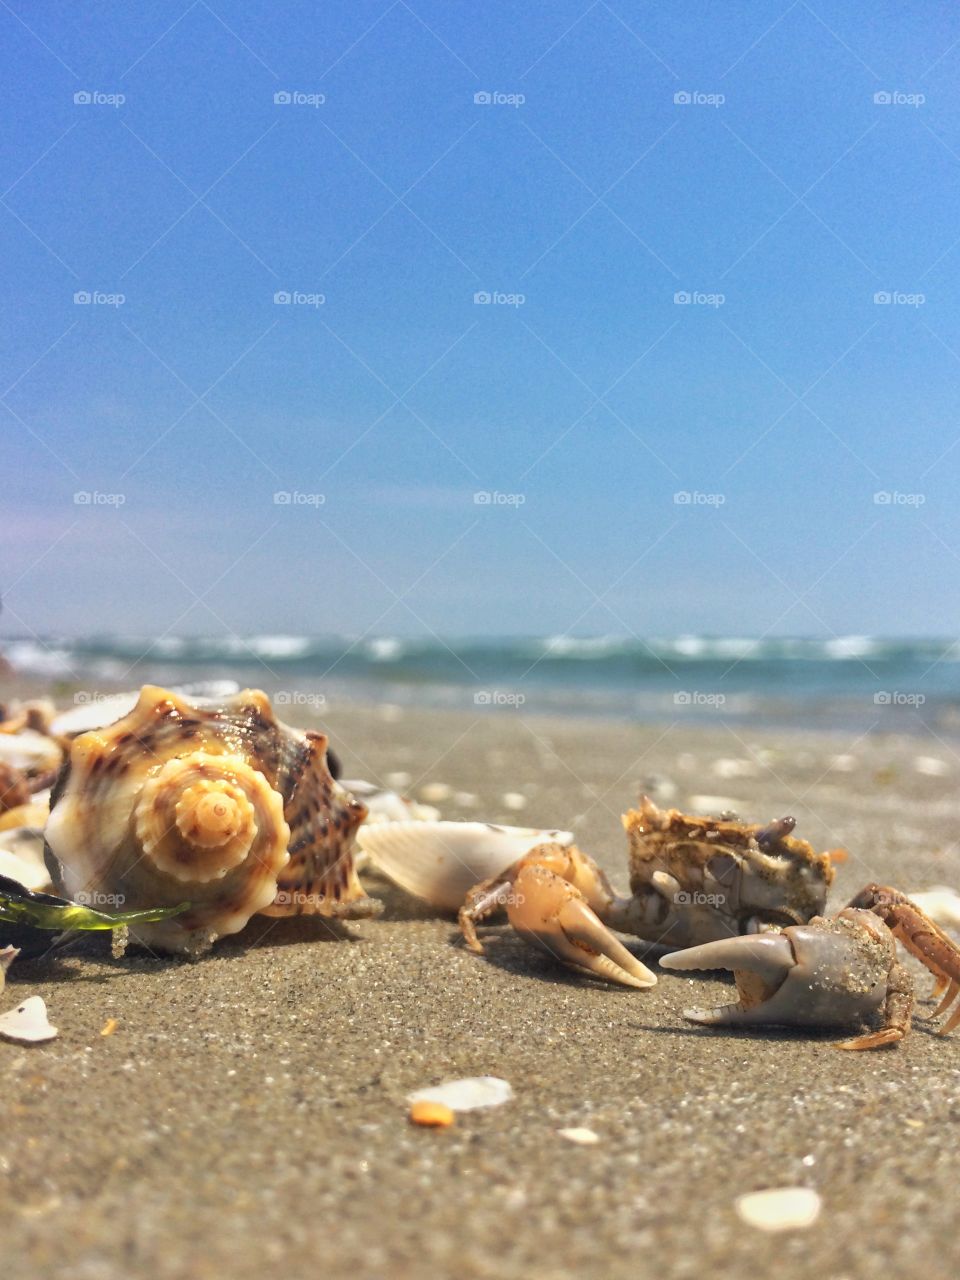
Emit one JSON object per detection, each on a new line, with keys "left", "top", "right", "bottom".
{"left": 3, "top": 1, "right": 960, "bottom": 642}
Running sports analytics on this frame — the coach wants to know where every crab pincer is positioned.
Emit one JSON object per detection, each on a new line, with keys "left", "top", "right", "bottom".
{"left": 660, "top": 910, "right": 911, "bottom": 1049}
{"left": 459, "top": 844, "right": 657, "bottom": 989}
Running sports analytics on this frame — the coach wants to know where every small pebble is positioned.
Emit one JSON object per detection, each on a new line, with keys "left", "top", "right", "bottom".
{"left": 557, "top": 1127, "right": 600, "bottom": 1145}
{"left": 419, "top": 782, "right": 452, "bottom": 803}
{"left": 829, "top": 754, "right": 855, "bottom": 772}
{"left": 454, "top": 791, "right": 478, "bottom": 807}
{"left": 502, "top": 792, "right": 527, "bottom": 811}
{"left": 409, "top": 1100, "right": 455, "bottom": 1128}
{"left": 735, "top": 1187, "right": 822, "bottom": 1232}
{"left": 385, "top": 771, "right": 411, "bottom": 789}
{"left": 100, "top": 1018, "right": 118, "bottom": 1037}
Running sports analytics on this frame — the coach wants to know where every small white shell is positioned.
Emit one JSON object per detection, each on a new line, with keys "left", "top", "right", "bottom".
{"left": 735, "top": 1187, "right": 822, "bottom": 1232}
{"left": 0, "top": 995, "right": 58, "bottom": 1043}
{"left": 357, "top": 821, "right": 574, "bottom": 911}
{"left": 408, "top": 1076, "right": 513, "bottom": 1112}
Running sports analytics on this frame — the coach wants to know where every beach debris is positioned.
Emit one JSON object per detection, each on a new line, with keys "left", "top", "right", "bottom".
{"left": 408, "top": 1076, "right": 513, "bottom": 1112}
{"left": 711, "top": 758, "right": 756, "bottom": 780}
{"left": 0, "top": 995, "right": 57, "bottom": 1043}
{"left": 0, "top": 945, "right": 17, "bottom": 992}
{"left": 418, "top": 782, "right": 452, "bottom": 804}
{"left": 640, "top": 773, "right": 678, "bottom": 803}
{"left": 914, "top": 756, "right": 948, "bottom": 777}
{"left": 502, "top": 792, "right": 527, "bottom": 811}
{"left": 662, "top": 883, "right": 960, "bottom": 1049}
{"left": 557, "top": 1127, "right": 600, "bottom": 1145}
{"left": 686, "top": 795, "right": 743, "bottom": 816}
{"left": 409, "top": 1099, "right": 455, "bottom": 1128}
{"left": 48, "top": 680, "right": 242, "bottom": 739}
{"left": 0, "top": 828, "right": 50, "bottom": 893}
{"left": 0, "top": 727, "right": 62, "bottom": 780}
{"left": 735, "top": 1187, "right": 822, "bottom": 1232}
{"left": 0, "top": 799, "right": 49, "bottom": 834}
{"left": 343, "top": 780, "right": 440, "bottom": 826}
{"left": 0, "top": 759, "right": 31, "bottom": 814}
{"left": 100, "top": 1017, "right": 118, "bottom": 1037}
{"left": 358, "top": 821, "right": 574, "bottom": 913}
{"left": 909, "top": 886, "right": 960, "bottom": 930}
{"left": 459, "top": 799, "right": 835, "bottom": 987}
{"left": 44, "top": 685, "right": 380, "bottom": 955}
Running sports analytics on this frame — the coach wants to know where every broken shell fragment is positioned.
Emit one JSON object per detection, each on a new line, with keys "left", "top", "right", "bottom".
{"left": 358, "top": 822, "right": 574, "bottom": 913}
{"left": 734, "top": 1187, "right": 822, "bottom": 1232}
{"left": 0, "top": 994, "right": 57, "bottom": 1043}
{"left": 407, "top": 1076, "right": 513, "bottom": 1112}
{"left": 557, "top": 1127, "right": 600, "bottom": 1145}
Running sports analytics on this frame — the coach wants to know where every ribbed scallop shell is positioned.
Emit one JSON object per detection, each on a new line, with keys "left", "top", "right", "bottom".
{"left": 44, "top": 685, "right": 378, "bottom": 953}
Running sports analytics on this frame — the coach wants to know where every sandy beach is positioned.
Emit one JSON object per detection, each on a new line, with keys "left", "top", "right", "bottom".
{"left": 3, "top": 697, "right": 960, "bottom": 1280}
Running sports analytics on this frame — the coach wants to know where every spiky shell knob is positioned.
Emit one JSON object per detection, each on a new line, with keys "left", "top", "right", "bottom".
{"left": 44, "top": 685, "right": 378, "bottom": 954}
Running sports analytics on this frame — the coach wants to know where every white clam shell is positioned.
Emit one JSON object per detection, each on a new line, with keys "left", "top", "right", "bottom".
{"left": 357, "top": 820, "right": 574, "bottom": 911}
{"left": 49, "top": 680, "right": 241, "bottom": 738}
{"left": 0, "top": 995, "right": 58, "bottom": 1043}
{"left": 408, "top": 1076, "right": 513, "bottom": 1112}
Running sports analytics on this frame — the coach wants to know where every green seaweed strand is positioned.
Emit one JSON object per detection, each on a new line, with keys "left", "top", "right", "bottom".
{"left": 0, "top": 874, "right": 188, "bottom": 932}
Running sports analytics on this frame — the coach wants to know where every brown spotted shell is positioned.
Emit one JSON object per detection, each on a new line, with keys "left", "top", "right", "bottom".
{"left": 44, "top": 685, "right": 379, "bottom": 953}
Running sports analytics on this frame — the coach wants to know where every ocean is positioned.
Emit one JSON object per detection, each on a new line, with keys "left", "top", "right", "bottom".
{"left": 3, "top": 634, "right": 960, "bottom": 737}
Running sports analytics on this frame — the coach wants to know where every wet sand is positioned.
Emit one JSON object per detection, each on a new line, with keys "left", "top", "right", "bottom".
{"left": 3, "top": 700, "right": 960, "bottom": 1280}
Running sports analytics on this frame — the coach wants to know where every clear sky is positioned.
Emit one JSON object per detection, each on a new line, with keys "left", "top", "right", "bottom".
{"left": 4, "top": 1, "right": 960, "bottom": 642}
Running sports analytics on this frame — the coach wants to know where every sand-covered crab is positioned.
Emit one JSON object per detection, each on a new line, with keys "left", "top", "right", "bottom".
{"left": 457, "top": 798, "right": 836, "bottom": 988}
{"left": 661, "top": 883, "right": 960, "bottom": 1050}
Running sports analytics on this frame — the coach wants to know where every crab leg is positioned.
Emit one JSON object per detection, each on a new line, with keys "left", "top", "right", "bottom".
{"left": 846, "top": 884, "right": 960, "bottom": 1036}
{"left": 459, "top": 869, "right": 517, "bottom": 954}
{"left": 835, "top": 960, "right": 913, "bottom": 1051}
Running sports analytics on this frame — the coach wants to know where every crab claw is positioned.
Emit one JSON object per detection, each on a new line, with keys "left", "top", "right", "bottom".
{"left": 660, "top": 915, "right": 890, "bottom": 1030}
{"left": 508, "top": 863, "right": 657, "bottom": 989}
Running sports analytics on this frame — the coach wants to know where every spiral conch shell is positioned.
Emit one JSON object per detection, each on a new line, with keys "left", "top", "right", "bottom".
{"left": 44, "top": 685, "right": 378, "bottom": 954}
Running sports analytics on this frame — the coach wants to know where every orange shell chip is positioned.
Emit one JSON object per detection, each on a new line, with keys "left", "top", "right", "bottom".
{"left": 409, "top": 1100, "right": 455, "bottom": 1128}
